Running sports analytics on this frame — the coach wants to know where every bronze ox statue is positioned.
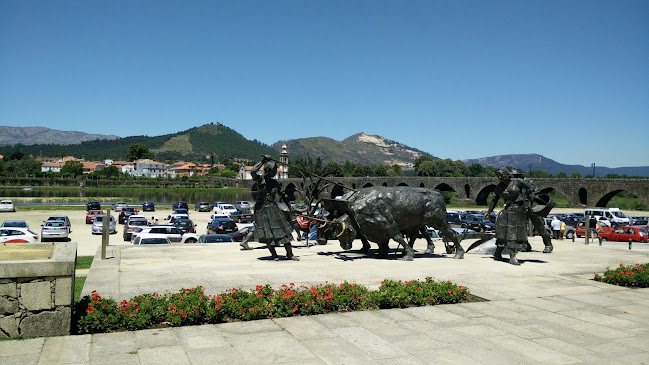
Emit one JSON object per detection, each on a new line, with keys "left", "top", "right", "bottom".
{"left": 318, "top": 186, "right": 464, "bottom": 261}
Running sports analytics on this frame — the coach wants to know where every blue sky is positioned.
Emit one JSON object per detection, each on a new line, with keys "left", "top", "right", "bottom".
{"left": 1, "top": 1, "right": 647, "bottom": 168}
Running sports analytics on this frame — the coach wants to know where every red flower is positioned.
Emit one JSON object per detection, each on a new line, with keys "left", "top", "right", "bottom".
{"left": 292, "top": 306, "right": 298, "bottom": 312}
{"left": 86, "top": 306, "right": 95, "bottom": 314}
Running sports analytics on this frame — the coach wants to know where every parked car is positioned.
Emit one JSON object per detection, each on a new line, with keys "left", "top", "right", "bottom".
{"left": 173, "top": 208, "right": 189, "bottom": 216}
{"left": 174, "top": 219, "right": 196, "bottom": 234}
{"left": 459, "top": 214, "right": 490, "bottom": 232}
{"left": 194, "top": 202, "right": 211, "bottom": 212}
{"left": 234, "top": 201, "right": 251, "bottom": 210}
{"left": 447, "top": 212, "right": 462, "bottom": 228}
{"left": 632, "top": 219, "right": 648, "bottom": 227}
{"left": 134, "top": 226, "right": 185, "bottom": 242}
{"left": 598, "top": 226, "right": 647, "bottom": 243}
{"left": 86, "top": 201, "right": 101, "bottom": 211}
{"left": 180, "top": 233, "right": 201, "bottom": 243}
{"left": 0, "top": 200, "right": 16, "bottom": 212}
{"left": 166, "top": 213, "right": 190, "bottom": 224}
{"left": 41, "top": 220, "right": 69, "bottom": 241}
{"left": 142, "top": 201, "right": 155, "bottom": 212}
{"left": 228, "top": 226, "right": 254, "bottom": 242}
{"left": 123, "top": 215, "right": 150, "bottom": 241}
{"left": 91, "top": 215, "right": 117, "bottom": 234}
{"left": 86, "top": 210, "right": 104, "bottom": 224}
{"left": 1, "top": 220, "right": 29, "bottom": 229}
{"left": 46, "top": 216, "right": 71, "bottom": 232}
{"left": 0, "top": 227, "right": 39, "bottom": 243}
{"left": 172, "top": 201, "right": 188, "bottom": 210}
{"left": 207, "top": 217, "right": 237, "bottom": 234}
{"left": 197, "top": 234, "right": 233, "bottom": 243}
{"left": 132, "top": 234, "right": 171, "bottom": 245}
{"left": 213, "top": 203, "right": 237, "bottom": 216}
{"left": 118, "top": 207, "right": 138, "bottom": 224}
{"left": 575, "top": 221, "right": 612, "bottom": 238}
{"left": 229, "top": 209, "right": 254, "bottom": 223}
{"left": 113, "top": 202, "right": 128, "bottom": 211}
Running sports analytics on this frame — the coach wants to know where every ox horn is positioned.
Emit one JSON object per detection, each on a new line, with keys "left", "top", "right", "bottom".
{"left": 336, "top": 221, "right": 347, "bottom": 238}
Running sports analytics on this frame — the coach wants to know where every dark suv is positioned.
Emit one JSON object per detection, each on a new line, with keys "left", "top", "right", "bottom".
{"left": 118, "top": 207, "right": 138, "bottom": 224}
{"left": 86, "top": 201, "right": 101, "bottom": 211}
{"left": 172, "top": 201, "right": 188, "bottom": 210}
{"left": 207, "top": 218, "right": 237, "bottom": 234}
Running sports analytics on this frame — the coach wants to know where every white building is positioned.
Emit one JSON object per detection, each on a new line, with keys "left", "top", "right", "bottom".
{"left": 132, "top": 159, "right": 168, "bottom": 178}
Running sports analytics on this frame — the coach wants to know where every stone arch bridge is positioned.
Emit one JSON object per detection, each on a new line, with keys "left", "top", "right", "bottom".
{"left": 231, "top": 177, "right": 649, "bottom": 208}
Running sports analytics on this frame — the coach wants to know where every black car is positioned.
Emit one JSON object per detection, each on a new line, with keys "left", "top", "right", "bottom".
{"left": 118, "top": 207, "right": 138, "bottom": 224}
{"left": 174, "top": 219, "right": 195, "bottom": 234}
{"left": 86, "top": 201, "right": 101, "bottom": 211}
{"left": 142, "top": 201, "right": 155, "bottom": 212}
{"left": 229, "top": 209, "right": 254, "bottom": 223}
{"left": 172, "top": 201, "right": 188, "bottom": 210}
{"left": 194, "top": 202, "right": 211, "bottom": 212}
{"left": 207, "top": 217, "right": 237, "bottom": 234}
{"left": 457, "top": 214, "right": 485, "bottom": 232}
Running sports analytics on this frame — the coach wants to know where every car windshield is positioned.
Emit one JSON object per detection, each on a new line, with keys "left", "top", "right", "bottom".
{"left": 130, "top": 220, "right": 148, "bottom": 226}
{"left": 613, "top": 211, "right": 626, "bottom": 218}
{"left": 46, "top": 222, "right": 65, "bottom": 227}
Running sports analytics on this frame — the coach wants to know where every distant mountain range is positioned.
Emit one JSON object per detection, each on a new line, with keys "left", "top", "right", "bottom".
{"left": 272, "top": 133, "right": 435, "bottom": 169}
{"left": 463, "top": 154, "right": 649, "bottom": 177}
{"left": 0, "top": 126, "right": 119, "bottom": 145}
{"left": 0, "top": 124, "right": 646, "bottom": 176}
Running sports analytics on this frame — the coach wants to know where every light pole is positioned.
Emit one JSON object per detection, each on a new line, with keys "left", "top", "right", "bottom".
{"left": 591, "top": 163, "right": 596, "bottom": 178}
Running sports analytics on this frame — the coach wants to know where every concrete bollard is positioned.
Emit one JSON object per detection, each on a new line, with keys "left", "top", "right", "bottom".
{"left": 598, "top": 237, "right": 602, "bottom": 246}
{"left": 629, "top": 239, "right": 632, "bottom": 250}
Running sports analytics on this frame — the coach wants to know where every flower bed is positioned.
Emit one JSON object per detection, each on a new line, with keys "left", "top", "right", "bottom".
{"left": 74, "top": 277, "right": 469, "bottom": 334}
{"left": 594, "top": 263, "right": 649, "bottom": 288}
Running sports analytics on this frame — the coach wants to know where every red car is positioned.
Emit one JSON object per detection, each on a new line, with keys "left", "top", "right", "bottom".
{"left": 86, "top": 210, "right": 104, "bottom": 224}
{"left": 598, "top": 226, "right": 647, "bottom": 243}
{"left": 296, "top": 215, "right": 318, "bottom": 230}
{"left": 575, "top": 221, "right": 612, "bottom": 238}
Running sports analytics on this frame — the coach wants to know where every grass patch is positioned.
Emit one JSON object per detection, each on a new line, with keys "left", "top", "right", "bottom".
{"left": 75, "top": 276, "right": 87, "bottom": 303}
{"left": 77, "top": 256, "right": 94, "bottom": 270}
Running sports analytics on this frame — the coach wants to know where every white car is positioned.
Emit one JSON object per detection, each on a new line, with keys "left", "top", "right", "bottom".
{"left": 166, "top": 213, "right": 189, "bottom": 224}
{"left": 134, "top": 226, "right": 185, "bottom": 242}
{"left": 0, "top": 227, "right": 38, "bottom": 243}
{"left": 1, "top": 220, "right": 29, "bottom": 229}
{"left": 0, "top": 200, "right": 16, "bottom": 212}
{"left": 180, "top": 232, "right": 200, "bottom": 243}
{"left": 214, "top": 204, "right": 237, "bottom": 216}
{"left": 132, "top": 234, "right": 171, "bottom": 245}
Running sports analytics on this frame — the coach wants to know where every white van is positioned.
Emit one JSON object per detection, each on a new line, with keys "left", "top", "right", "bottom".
{"left": 584, "top": 207, "right": 630, "bottom": 227}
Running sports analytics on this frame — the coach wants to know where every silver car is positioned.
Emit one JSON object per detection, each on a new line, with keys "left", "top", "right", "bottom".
{"left": 92, "top": 215, "right": 117, "bottom": 234}
{"left": 41, "top": 220, "right": 69, "bottom": 241}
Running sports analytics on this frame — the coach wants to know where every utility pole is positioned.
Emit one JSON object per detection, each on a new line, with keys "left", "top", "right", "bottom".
{"left": 591, "top": 163, "right": 596, "bottom": 178}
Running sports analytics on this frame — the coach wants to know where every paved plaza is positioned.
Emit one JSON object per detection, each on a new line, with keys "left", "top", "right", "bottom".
{"left": 3, "top": 236, "right": 649, "bottom": 364}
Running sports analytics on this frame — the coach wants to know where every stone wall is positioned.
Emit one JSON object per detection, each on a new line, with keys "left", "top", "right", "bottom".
{"left": 0, "top": 242, "right": 76, "bottom": 339}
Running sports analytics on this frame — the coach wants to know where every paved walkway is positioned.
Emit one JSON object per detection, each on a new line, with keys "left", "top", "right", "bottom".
{"left": 3, "top": 237, "right": 649, "bottom": 364}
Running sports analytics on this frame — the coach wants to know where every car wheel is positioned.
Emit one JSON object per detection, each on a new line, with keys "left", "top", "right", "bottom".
{"left": 185, "top": 238, "right": 197, "bottom": 243}
{"left": 600, "top": 237, "right": 607, "bottom": 242}
{"left": 566, "top": 231, "right": 575, "bottom": 239}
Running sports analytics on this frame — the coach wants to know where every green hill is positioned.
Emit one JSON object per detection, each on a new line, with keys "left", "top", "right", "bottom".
{"left": 0, "top": 123, "right": 277, "bottom": 163}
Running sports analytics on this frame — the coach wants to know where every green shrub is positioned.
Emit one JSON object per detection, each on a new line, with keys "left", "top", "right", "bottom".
{"left": 594, "top": 263, "right": 649, "bottom": 288}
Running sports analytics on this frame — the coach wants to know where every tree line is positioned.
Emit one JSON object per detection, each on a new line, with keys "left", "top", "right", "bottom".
{"left": 0, "top": 147, "right": 646, "bottom": 181}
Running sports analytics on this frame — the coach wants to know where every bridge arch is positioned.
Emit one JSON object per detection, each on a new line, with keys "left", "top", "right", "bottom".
{"left": 397, "top": 182, "right": 409, "bottom": 187}
{"left": 475, "top": 184, "right": 497, "bottom": 206}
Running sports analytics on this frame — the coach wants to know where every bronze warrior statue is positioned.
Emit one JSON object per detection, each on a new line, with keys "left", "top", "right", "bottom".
{"left": 251, "top": 155, "right": 299, "bottom": 261}
{"left": 484, "top": 168, "right": 554, "bottom": 265}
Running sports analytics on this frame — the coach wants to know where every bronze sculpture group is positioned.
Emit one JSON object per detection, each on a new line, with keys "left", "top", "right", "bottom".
{"left": 246, "top": 155, "right": 553, "bottom": 266}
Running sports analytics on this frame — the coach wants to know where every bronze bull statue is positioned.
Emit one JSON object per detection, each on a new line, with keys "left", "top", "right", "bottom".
{"left": 318, "top": 186, "right": 464, "bottom": 261}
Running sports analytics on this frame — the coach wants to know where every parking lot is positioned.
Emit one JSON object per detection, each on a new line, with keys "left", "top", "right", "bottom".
{"left": 2, "top": 205, "right": 253, "bottom": 256}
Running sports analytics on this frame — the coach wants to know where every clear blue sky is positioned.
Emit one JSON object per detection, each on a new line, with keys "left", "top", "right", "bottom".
{"left": 1, "top": 1, "right": 647, "bottom": 168}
